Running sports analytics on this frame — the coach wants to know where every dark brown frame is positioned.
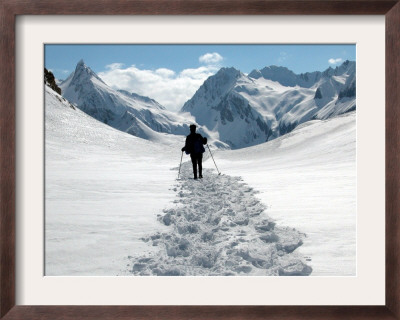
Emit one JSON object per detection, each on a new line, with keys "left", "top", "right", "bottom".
{"left": 1, "top": 0, "right": 399, "bottom": 319}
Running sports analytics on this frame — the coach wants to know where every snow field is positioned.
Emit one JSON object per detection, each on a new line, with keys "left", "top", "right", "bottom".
{"left": 45, "top": 87, "right": 182, "bottom": 275}
{"left": 128, "top": 161, "right": 311, "bottom": 276}
{"left": 206, "top": 112, "right": 356, "bottom": 276}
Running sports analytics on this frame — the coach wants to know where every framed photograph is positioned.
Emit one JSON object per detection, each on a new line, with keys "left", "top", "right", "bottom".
{"left": 43, "top": 42, "right": 358, "bottom": 276}
{"left": 1, "top": 1, "right": 399, "bottom": 319}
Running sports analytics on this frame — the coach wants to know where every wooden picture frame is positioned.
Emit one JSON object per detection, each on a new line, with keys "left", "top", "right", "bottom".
{"left": 1, "top": 1, "right": 399, "bottom": 319}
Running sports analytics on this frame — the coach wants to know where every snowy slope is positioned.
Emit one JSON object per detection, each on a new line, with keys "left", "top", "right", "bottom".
{"left": 206, "top": 111, "right": 356, "bottom": 276}
{"left": 182, "top": 61, "right": 355, "bottom": 149}
{"left": 59, "top": 60, "right": 195, "bottom": 141}
{"left": 45, "top": 85, "right": 183, "bottom": 275}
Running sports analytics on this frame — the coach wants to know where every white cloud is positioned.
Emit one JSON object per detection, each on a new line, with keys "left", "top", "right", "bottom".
{"left": 328, "top": 58, "right": 343, "bottom": 65}
{"left": 155, "top": 68, "right": 175, "bottom": 78}
{"left": 105, "top": 63, "right": 125, "bottom": 70}
{"left": 98, "top": 64, "right": 218, "bottom": 111}
{"left": 181, "top": 66, "right": 218, "bottom": 79}
{"left": 199, "top": 52, "right": 223, "bottom": 65}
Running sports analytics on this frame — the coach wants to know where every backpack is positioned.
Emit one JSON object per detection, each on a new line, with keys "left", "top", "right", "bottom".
{"left": 193, "top": 135, "right": 205, "bottom": 154}
{"left": 185, "top": 133, "right": 205, "bottom": 154}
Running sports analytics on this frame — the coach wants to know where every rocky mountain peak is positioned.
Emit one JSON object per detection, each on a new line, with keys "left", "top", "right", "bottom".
{"left": 70, "top": 59, "right": 106, "bottom": 86}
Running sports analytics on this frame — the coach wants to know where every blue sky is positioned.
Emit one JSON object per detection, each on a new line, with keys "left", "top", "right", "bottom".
{"left": 45, "top": 44, "right": 355, "bottom": 110}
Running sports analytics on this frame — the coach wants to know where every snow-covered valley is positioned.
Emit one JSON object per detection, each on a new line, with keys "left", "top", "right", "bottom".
{"left": 45, "top": 85, "right": 356, "bottom": 276}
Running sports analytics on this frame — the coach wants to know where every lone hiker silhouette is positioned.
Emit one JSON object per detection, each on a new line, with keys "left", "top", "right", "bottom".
{"left": 181, "top": 124, "right": 207, "bottom": 179}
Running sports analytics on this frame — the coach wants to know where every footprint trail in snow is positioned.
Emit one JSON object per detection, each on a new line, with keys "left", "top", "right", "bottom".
{"left": 128, "top": 160, "right": 312, "bottom": 276}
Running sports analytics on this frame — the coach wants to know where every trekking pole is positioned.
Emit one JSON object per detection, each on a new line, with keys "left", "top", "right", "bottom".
{"left": 177, "top": 151, "right": 184, "bottom": 180}
{"left": 206, "top": 144, "right": 221, "bottom": 175}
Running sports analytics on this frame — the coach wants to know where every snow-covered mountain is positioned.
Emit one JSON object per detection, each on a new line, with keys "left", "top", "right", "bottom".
{"left": 59, "top": 60, "right": 195, "bottom": 142}
{"left": 182, "top": 61, "right": 356, "bottom": 149}
{"left": 58, "top": 59, "right": 355, "bottom": 150}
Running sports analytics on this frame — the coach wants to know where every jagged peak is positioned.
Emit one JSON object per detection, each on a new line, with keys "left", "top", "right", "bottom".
{"left": 333, "top": 60, "right": 355, "bottom": 73}
{"left": 248, "top": 69, "right": 262, "bottom": 79}
{"left": 262, "top": 65, "right": 291, "bottom": 72}
{"left": 200, "top": 67, "right": 244, "bottom": 90}
{"left": 257, "top": 65, "right": 298, "bottom": 78}
{"left": 254, "top": 61, "right": 355, "bottom": 79}
{"left": 181, "top": 67, "right": 243, "bottom": 111}
{"left": 215, "top": 67, "right": 242, "bottom": 78}
{"left": 253, "top": 65, "right": 300, "bottom": 87}
{"left": 247, "top": 60, "right": 355, "bottom": 87}
{"left": 72, "top": 59, "right": 106, "bottom": 85}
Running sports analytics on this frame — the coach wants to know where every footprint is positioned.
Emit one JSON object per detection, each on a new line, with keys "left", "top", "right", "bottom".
{"left": 128, "top": 165, "right": 310, "bottom": 276}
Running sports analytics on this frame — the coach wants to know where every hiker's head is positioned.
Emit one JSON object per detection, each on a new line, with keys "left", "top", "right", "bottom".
{"left": 190, "top": 124, "right": 196, "bottom": 133}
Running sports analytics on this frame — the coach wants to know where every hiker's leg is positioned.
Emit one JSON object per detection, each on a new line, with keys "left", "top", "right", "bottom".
{"left": 198, "top": 154, "right": 203, "bottom": 177}
{"left": 191, "top": 155, "right": 197, "bottom": 178}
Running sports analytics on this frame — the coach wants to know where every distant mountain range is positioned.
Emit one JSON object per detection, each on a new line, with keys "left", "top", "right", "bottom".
{"left": 182, "top": 61, "right": 355, "bottom": 148}
{"left": 57, "top": 59, "right": 356, "bottom": 149}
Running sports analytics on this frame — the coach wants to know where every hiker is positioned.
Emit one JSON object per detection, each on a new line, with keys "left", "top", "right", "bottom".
{"left": 181, "top": 124, "right": 207, "bottom": 179}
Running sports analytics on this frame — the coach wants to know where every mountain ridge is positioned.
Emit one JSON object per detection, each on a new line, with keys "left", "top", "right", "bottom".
{"left": 59, "top": 60, "right": 197, "bottom": 143}
{"left": 181, "top": 60, "right": 355, "bottom": 149}
{"left": 58, "top": 59, "right": 355, "bottom": 150}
